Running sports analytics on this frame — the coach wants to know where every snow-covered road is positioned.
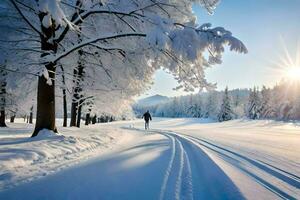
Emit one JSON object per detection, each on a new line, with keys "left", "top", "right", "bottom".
{"left": 0, "top": 118, "right": 299, "bottom": 199}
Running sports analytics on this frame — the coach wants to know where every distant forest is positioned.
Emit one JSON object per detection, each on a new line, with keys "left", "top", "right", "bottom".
{"left": 133, "top": 80, "right": 300, "bottom": 122}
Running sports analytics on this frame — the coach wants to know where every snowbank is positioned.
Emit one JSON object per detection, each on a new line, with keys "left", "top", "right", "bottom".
{"left": 31, "top": 129, "right": 62, "bottom": 139}
{"left": 0, "top": 121, "right": 138, "bottom": 190}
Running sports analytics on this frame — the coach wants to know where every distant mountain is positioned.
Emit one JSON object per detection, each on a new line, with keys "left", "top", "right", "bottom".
{"left": 136, "top": 95, "right": 169, "bottom": 107}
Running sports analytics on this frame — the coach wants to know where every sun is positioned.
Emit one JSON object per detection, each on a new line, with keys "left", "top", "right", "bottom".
{"left": 286, "top": 66, "right": 300, "bottom": 80}
{"left": 270, "top": 38, "right": 300, "bottom": 83}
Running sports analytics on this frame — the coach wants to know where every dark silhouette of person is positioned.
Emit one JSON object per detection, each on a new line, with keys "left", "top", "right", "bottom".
{"left": 142, "top": 110, "right": 152, "bottom": 130}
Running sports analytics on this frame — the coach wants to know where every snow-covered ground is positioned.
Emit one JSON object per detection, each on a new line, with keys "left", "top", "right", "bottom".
{"left": 0, "top": 119, "right": 140, "bottom": 191}
{"left": 0, "top": 118, "right": 300, "bottom": 199}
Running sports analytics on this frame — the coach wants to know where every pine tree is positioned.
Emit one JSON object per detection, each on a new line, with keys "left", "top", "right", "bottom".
{"left": 172, "top": 97, "right": 179, "bottom": 117}
{"left": 205, "top": 92, "right": 218, "bottom": 119}
{"left": 247, "top": 87, "right": 261, "bottom": 119}
{"left": 187, "top": 95, "right": 203, "bottom": 118}
{"left": 218, "top": 87, "right": 233, "bottom": 122}
{"left": 260, "top": 86, "right": 273, "bottom": 118}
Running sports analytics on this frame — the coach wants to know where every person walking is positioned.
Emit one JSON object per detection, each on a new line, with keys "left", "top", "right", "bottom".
{"left": 142, "top": 110, "right": 152, "bottom": 130}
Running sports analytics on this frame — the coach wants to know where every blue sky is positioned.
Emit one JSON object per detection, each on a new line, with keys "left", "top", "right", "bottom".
{"left": 139, "top": 0, "right": 300, "bottom": 98}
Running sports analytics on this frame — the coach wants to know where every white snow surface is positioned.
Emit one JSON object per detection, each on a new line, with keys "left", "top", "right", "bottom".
{"left": 0, "top": 119, "right": 138, "bottom": 191}
{"left": 0, "top": 118, "right": 300, "bottom": 199}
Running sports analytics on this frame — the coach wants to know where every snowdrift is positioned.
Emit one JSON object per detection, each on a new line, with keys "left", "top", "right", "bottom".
{"left": 0, "top": 121, "right": 137, "bottom": 190}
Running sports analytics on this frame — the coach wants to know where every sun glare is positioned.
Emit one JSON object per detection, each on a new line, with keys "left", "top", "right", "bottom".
{"left": 271, "top": 38, "right": 300, "bottom": 83}
{"left": 286, "top": 66, "right": 300, "bottom": 80}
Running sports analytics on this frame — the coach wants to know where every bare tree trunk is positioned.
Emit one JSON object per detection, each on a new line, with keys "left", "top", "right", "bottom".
{"left": 70, "top": 32, "right": 84, "bottom": 127}
{"left": 29, "top": 106, "right": 33, "bottom": 124}
{"left": 29, "top": 114, "right": 33, "bottom": 124}
{"left": 69, "top": 66, "right": 78, "bottom": 127}
{"left": 70, "top": 101, "right": 78, "bottom": 126}
{"left": 32, "top": 65, "right": 56, "bottom": 136}
{"left": 62, "top": 89, "right": 68, "bottom": 127}
{"left": 76, "top": 99, "right": 83, "bottom": 128}
{"left": 85, "top": 113, "right": 90, "bottom": 125}
{"left": 0, "top": 68, "right": 7, "bottom": 127}
{"left": 92, "top": 115, "right": 97, "bottom": 124}
{"left": 0, "top": 110, "right": 6, "bottom": 127}
{"left": 70, "top": 67, "right": 83, "bottom": 127}
{"left": 10, "top": 115, "right": 15, "bottom": 123}
{"left": 60, "top": 66, "right": 68, "bottom": 127}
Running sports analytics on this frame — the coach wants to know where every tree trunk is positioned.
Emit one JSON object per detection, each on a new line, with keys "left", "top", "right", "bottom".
{"left": 29, "top": 106, "right": 33, "bottom": 124}
{"left": 70, "top": 101, "right": 78, "bottom": 127}
{"left": 85, "top": 113, "right": 90, "bottom": 125}
{"left": 0, "top": 66, "right": 7, "bottom": 127}
{"left": 32, "top": 64, "right": 57, "bottom": 137}
{"left": 69, "top": 68, "right": 81, "bottom": 127}
{"left": 10, "top": 115, "right": 15, "bottom": 123}
{"left": 32, "top": 13, "right": 58, "bottom": 137}
{"left": 76, "top": 100, "right": 83, "bottom": 128}
{"left": 29, "top": 114, "right": 33, "bottom": 124}
{"left": 60, "top": 66, "right": 68, "bottom": 127}
{"left": 92, "top": 115, "right": 97, "bottom": 124}
{"left": 70, "top": 33, "right": 84, "bottom": 127}
{"left": 62, "top": 90, "right": 68, "bottom": 127}
{"left": 0, "top": 110, "right": 6, "bottom": 127}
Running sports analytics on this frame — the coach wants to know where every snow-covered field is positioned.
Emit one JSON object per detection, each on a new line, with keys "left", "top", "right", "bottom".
{"left": 0, "top": 119, "right": 140, "bottom": 191}
{"left": 0, "top": 118, "right": 300, "bottom": 199}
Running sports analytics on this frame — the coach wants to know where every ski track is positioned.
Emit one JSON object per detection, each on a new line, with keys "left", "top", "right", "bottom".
{"left": 159, "top": 135, "right": 175, "bottom": 200}
{"left": 172, "top": 132, "right": 299, "bottom": 200}
{"left": 143, "top": 128, "right": 300, "bottom": 200}
{"left": 181, "top": 145, "right": 193, "bottom": 200}
{"left": 174, "top": 138, "right": 184, "bottom": 200}
{"left": 152, "top": 131, "right": 193, "bottom": 200}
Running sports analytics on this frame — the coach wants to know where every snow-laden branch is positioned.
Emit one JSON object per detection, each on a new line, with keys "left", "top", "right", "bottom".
{"left": 9, "top": 0, "right": 42, "bottom": 37}
{"left": 0, "top": 65, "right": 39, "bottom": 77}
{"left": 47, "top": 32, "right": 146, "bottom": 64}
{"left": 55, "top": 9, "right": 142, "bottom": 43}
{"left": 55, "top": 1, "right": 177, "bottom": 44}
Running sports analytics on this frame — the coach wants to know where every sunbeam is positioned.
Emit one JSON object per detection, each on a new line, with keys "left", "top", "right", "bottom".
{"left": 271, "top": 38, "right": 300, "bottom": 83}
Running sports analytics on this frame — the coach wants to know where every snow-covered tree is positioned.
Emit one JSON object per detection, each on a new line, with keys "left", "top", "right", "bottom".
{"left": 204, "top": 91, "right": 219, "bottom": 119}
{"left": 135, "top": 81, "right": 300, "bottom": 122}
{"left": 260, "top": 86, "right": 273, "bottom": 118}
{"left": 218, "top": 87, "right": 233, "bottom": 122}
{"left": 187, "top": 95, "right": 204, "bottom": 118}
{"left": 2, "top": 0, "right": 247, "bottom": 136}
{"left": 246, "top": 87, "right": 261, "bottom": 119}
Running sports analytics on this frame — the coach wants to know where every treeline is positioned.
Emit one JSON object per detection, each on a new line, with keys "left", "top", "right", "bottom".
{"left": 134, "top": 80, "right": 300, "bottom": 122}
{"left": 84, "top": 113, "right": 117, "bottom": 125}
